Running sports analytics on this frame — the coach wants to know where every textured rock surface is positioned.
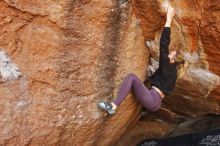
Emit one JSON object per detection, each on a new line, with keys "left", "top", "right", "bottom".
{"left": 1, "top": 0, "right": 220, "bottom": 145}
{"left": 117, "top": 0, "right": 220, "bottom": 145}
{"left": 131, "top": 0, "right": 220, "bottom": 114}
{"left": 132, "top": 0, "right": 220, "bottom": 102}
{"left": 0, "top": 0, "right": 148, "bottom": 145}
{"left": 117, "top": 114, "right": 220, "bottom": 146}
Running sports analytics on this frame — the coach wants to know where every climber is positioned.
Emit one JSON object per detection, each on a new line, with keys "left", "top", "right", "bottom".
{"left": 97, "top": 5, "right": 184, "bottom": 114}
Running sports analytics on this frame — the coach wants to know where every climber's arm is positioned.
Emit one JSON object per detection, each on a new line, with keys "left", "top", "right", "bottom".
{"left": 159, "top": 27, "right": 170, "bottom": 56}
{"left": 159, "top": 5, "right": 174, "bottom": 61}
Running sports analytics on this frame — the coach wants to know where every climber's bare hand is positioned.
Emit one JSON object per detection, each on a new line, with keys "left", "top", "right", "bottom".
{"left": 167, "top": 5, "right": 175, "bottom": 20}
{"left": 165, "top": 5, "right": 175, "bottom": 27}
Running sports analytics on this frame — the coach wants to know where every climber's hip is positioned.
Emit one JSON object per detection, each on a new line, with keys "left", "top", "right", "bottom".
{"left": 141, "top": 88, "right": 162, "bottom": 112}
{"left": 151, "top": 86, "right": 165, "bottom": 98}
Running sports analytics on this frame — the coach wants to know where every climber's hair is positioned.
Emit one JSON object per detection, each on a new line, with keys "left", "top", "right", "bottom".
{"left": 172, "top": 49, "right": 184, "bottom": 65}
{"left": 176, "top": 59, "right": 185, "bottom": 67}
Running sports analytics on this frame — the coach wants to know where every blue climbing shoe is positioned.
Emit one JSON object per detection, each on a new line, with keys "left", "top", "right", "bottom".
{"left": 97, "top": 101, "right": 116, "bottom": 115}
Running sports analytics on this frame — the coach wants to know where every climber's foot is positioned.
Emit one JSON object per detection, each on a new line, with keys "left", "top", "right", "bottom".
{"left": 97, "top": 101, "right": 116, "bottom": 115}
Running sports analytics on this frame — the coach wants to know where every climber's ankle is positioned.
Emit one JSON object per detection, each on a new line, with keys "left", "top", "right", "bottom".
{"left": 111, "top": 103, "right": 117, "bottom": 110}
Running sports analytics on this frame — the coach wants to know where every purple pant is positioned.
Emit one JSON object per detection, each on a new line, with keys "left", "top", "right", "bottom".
{"left": 113, "top": 73, "right": 162, "bottom": 111}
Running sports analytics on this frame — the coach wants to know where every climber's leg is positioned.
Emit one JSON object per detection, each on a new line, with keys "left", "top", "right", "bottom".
{"left": 112, "top": 73, "right": 141, "bottom": 106}
{"left": 113, "top": 73, "right": 162, "bottom": 111}
{"left": 98, "top": 73, "right": 137, "bottom": 114}
{"left": 97, "top": 73, "right": 162, "bottom": 114}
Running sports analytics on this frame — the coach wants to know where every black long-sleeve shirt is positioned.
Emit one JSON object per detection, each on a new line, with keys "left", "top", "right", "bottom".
{"left": 151, "top": 27, "right": 177, "bottom": 95}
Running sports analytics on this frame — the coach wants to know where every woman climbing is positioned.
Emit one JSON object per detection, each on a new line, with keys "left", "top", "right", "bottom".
{"left": 97, "top": 5, "right": 183, "bottom": 114}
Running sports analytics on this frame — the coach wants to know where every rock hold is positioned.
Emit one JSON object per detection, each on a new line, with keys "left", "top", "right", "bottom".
{"left": 0, "top": 49, "right": 21, "bottom": 82}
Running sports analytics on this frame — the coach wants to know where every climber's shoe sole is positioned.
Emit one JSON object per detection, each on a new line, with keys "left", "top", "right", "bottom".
{"left": 97, "top": 101, "right": 116, "bottom": 115}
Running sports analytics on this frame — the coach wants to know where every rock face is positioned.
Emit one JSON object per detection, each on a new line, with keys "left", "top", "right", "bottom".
{"left": 0, "top": 0, "right": 148, "bottom": 145}
{"left": 132, "top": 0, "right": 220, "bottom": 113}
{"left": 132, "top": 0, "right": 220, "bottom": 103}
{"left": 117, "top": 0, "right": 220, "bottom": 145}
{"left": 0, "top": 0, "right": 220, "bottom": 145}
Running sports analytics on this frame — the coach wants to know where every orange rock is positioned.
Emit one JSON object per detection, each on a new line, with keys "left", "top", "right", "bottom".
{"left": 0, "top": 0, "right": 147, "bottom": 145}
{"left": 118, "top": 0, "right": 220, "bottom": 144}
{"left": 1, "top": 0, "right": 220, "bottom": 145}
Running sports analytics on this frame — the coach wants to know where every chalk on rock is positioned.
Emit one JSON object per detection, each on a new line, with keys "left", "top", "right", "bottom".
{"left": 183, "top": 52, "right": 199, "bottom": 63}
{"left": 146, "top": 40, "right": 152, "bottom": 49}
{"left": 0, "top": 49, "right": 21, "bottom": 82}
{"left": 147, "top": 58, "right": 159, "bottom": 77}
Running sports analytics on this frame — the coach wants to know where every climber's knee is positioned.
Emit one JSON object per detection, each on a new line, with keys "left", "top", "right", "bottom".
{"left": 126, "top": 73, "right": 137, "bottom": 79}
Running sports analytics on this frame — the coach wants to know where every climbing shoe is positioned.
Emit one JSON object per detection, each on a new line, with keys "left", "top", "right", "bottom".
{"left": 97, "top": 101, "right": 116, "bottom": 115}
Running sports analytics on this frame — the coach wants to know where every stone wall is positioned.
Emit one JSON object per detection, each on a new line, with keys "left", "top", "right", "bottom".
{"left": 0, "top": 0, "right": 147, "bottom": 145}
{"left": 117, "top": 0, "right": 220, "bottom": 145}
{"left": 0, "top": 0, "right": 219, "bottom": 145}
